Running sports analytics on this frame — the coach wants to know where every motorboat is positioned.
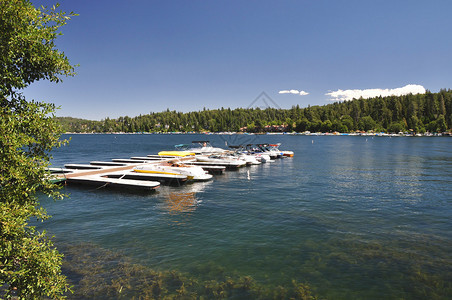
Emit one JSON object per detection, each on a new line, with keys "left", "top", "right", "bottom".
{"left": 176, "top": 141, "right": 226, "bottom": 155}
{"left": 244, "top": 144, "right": 274, "bottom": 162}
{"left": 195, "top": 154, "right": 247, "bottom": 169}
{"left": 269, "top": 143, "right": 294, "bottom": 157}
{"left": 253, "top": 153, "right": 273, "bottom": 163}
{"left": 133, "top": 162, "right": 213, "bottom": 181}
{"left": 256, "top": 144, "right": 283, "bottom": 159}
{"left": 235, "top": 152, "right": 261, "bottom": 165}
{"left": 157, "top": 151, "right": 196, "bottom": 157}
{"left": 216, "top": 152, "right": 259, "bottom": 166}
{"left": 227, "top": 145, "right": 261, "bottom": 165}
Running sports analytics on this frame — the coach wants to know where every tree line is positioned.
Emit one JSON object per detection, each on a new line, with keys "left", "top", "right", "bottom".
{"left": 59, "top": 89, "right": 452, "bottom": 134}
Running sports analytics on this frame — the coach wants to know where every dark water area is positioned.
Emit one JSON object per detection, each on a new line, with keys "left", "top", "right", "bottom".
{"left": 37, "top": 134, "right": 452, "bottom": 299}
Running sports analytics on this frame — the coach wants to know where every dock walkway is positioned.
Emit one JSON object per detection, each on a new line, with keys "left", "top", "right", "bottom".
{"left": 67, "top": 175, "right": 160, "bottom": 191}
{"left": 54, "top": 157, "right": 196, "bottom": 191}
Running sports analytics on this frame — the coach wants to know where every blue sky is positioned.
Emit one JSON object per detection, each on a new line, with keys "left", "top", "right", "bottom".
{"left": 25, "top": 0, "right": 452, "bottom": 120}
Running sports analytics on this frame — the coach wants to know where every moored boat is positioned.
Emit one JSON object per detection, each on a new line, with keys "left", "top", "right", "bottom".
{"left": 269, "top": 143, "right": 294, "bottom": 157}
{"left": 256, "top": 144, "right": 283, "bottom": 159}
{"left": 195, "top": 154, "right": 247, "bottom": 169}
{"left": 157, "top": 151, "right": 196, "bottom": 157}
{"left": 244, "top": 144, "right": 273, "bottom": 162}
{"left": 227, "top": 145, "right": 261, "bottom": 165}
{"left": 176, "top": 141, "right": 226, "bottom": 155}
{"left": 133, "top": 162, "right": 213, "bottom": 181}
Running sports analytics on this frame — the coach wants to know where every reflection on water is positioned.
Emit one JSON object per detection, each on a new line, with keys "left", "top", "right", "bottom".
{"left": 161, "top": 181, "right": 212, "bottom": 214}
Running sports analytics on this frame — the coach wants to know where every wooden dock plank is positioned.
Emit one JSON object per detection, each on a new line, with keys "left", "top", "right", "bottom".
{"left": 58, "top": 157, "right": 195, "bottom": 179}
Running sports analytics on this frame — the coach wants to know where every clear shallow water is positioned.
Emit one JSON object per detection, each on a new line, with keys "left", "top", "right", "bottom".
{"left": 37, "top": 134, "right": 452, "bottom": 299}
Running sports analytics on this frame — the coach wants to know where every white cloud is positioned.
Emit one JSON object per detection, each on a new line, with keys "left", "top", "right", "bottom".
{"left": 326, "top": 84, "right": 426, "bottom": 101}
{"left": 279, "top": 89, "right": 309, "bottom": 96}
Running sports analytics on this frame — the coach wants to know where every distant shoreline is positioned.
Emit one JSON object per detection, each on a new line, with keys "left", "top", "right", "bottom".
{"left": 62, "top": 131, "right": 451, "bottom": 137}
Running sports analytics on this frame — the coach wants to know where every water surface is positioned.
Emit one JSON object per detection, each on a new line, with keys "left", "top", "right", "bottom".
{"left": 38, "top": 134, "right": 452, "bottom": 299}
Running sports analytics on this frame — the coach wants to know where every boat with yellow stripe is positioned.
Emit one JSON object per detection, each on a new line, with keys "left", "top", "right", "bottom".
{"left": 157, "top": 151, "right": 195, "bottom": 157}
{"left": 133, "top": 162, "right": 212, "bottom": 181}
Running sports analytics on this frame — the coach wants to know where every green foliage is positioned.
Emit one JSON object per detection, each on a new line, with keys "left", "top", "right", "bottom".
{"left": 388, "top": 121, "right": 405, "bottom": 133}
{"left": 59, "top": 90, "right": 452, "bottom": 134}
{"left": 1, "top": 0, "right": 76, "bottom": 298}
{"left": 1, "top": 203, "right": 68, "bottom": 299}
{"left": 358, "top": 116, "right": 377, "bottom": 132}
{"left": 0, "top": 0, "right": 76, "bottom": 95}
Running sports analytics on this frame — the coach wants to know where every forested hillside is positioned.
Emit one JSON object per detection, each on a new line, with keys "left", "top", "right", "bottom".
{"left": 57, "top": 89, "right": 452, "bottom": 134}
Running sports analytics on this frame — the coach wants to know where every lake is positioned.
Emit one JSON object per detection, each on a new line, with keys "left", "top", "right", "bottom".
{"left": 37, "top": 134, "right": 452, "bottom": 299}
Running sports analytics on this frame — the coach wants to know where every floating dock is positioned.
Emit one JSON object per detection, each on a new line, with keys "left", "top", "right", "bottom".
{"left": 51, "top": 146, "right": 292, "bottom": 192}
{"left": 112, "top": 158, "right": 148, "bottom": 163}
{"left": 67, "top": 175, "right": 160, "bottom": 191}
{"left": 51, "top": 156, "right": 195, "bottom": 192}
{"left": 89, "top": 161, "right": 129, "bottom": 167}
{"left": 130, "top": 156, "right": 166, "bottom": 161}
{"left": 64, "top": 164, "right": 104, "bottom": 170}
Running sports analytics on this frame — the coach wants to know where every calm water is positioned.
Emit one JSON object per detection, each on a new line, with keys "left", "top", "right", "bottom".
{"left": 37, "top": 134, "right": 452, "bottom": 299}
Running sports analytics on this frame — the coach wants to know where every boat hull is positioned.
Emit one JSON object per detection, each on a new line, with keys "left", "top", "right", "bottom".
{"left": 133, "top": 164, "right": 213, "bottom": 182}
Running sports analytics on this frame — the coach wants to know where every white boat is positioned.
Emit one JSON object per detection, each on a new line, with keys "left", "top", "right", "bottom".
{"left": 133, "top": 163, "right": 213, "bottom": 181}
{"left": 227, "top": 146, "right": 261, "bottom": 165}
{"left": 257, "top": 144, "right": 283, "bottom": 159}
{"left": 236, "top": 153, "right": 261, "bottom": 165}
{"left": 219, "top": 152, "right": 260, "bottom": 166}
{"left": 176, "top": 141, "right": 226, "bottom": 155}
{"left": 254, "top": 153, "right": 273, "bottom": 163}
{"left": 244, "top": 144, "right": 274, "bottom": 162}
{"left": 268, "top": 143, "right": 294, "bottom": 157}
{"left": 195, "top": 154, "right": 247, "bottom": 169}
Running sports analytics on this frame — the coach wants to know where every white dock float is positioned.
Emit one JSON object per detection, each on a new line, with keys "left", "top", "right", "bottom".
{"left": 130, "top": 156, "right": 167, "bottom": 161}
{"left": 112, "top": 158, "right": 148, "bottom": 163}
{"left": 47, "top": 167, "right": 75, "bottom": 174}
{"left": 147, "top": 154, "right": 178, "bottom": 158}
{"left": 90, "top": 161, "right": 129, "bottom": 166}
{"left": 64, "top": 164, "right": 104, "bottom": 170}
{"left": 67, "top": 175, "right": 160, "bottom": 191}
